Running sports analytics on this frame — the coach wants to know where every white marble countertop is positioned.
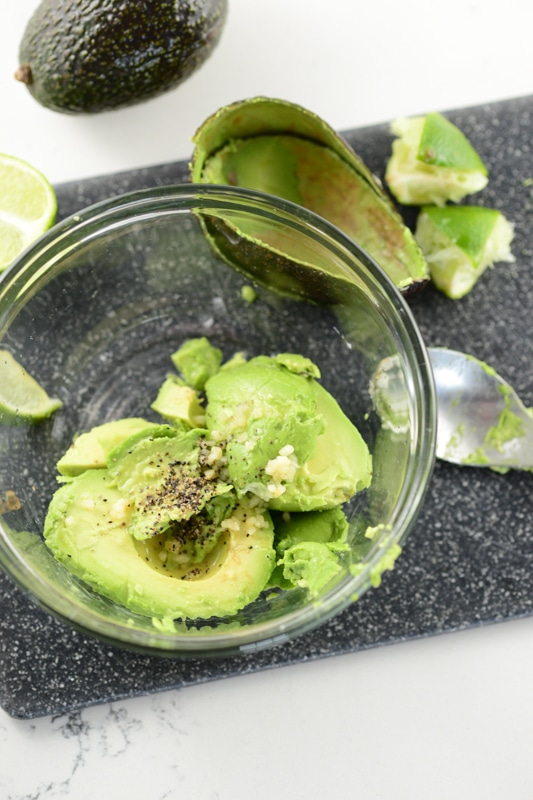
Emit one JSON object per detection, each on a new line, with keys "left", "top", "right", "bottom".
{"left": 2, "top": 1, "right": 533, "bottom": 798}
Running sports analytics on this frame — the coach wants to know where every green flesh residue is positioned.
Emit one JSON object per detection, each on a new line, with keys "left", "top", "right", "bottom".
{"left": 462, "top": 448, "right": 491, "bottom": 466}
{"left": 484, "top": 405, "right": 525, "bottom": 452}
{"left": 459, "top": 367, "right": 527, "bottom": 467}
{"left": 349, "top": 524, "right": 400, "bottom": 599}
{"left": 481, "top": 380, "right": 525, "bottom": 455}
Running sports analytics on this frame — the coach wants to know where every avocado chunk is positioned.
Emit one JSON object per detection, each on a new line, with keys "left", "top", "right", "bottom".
{"left": 205, "top": 353, "right": 372, "bottom": 511}
{"left": 171, "top": 337, "right": 222, "bottom": 392}
{"left": 151, "top": 375, "right": 206, "bottom": 428}
{"left": 270, "top": 506, "right": 351, "bottom": 595}
{"left": 271, "top": 379, "right": 373, "bottom": 512}
{"left": 57, "top": 417, "right": 155, "bottom": 477}
{"left": 15, "top": 0, "right": 228, "bottom": 114}
{"left": 107, "top": 426, "right": 233, "bottom": 541}
{"left": 273, "top": 506, "right": 350, "bottom": 551}
{"left": 44, "top": 469, "right": 276, "bottom": 620}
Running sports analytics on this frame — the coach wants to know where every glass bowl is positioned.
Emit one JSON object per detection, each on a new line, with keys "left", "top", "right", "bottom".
{"left": 0, "top": 184, "right": 436, "bottom": 656}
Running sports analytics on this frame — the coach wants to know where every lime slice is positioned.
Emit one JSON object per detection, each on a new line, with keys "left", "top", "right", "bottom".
{"left": 0, "top": 350, "right": 63, "bottom": 424}
{"left": 0, "top": 153, "right": 57, "bottom": 272}
{"left": 415, "top": 205, "right": 515, "bottom": 299}
{"left": 385, "top": 113, "right": 488, "bottom": 205}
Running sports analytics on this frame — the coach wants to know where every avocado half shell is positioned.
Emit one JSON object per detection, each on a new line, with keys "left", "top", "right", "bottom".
{"left": 190, "top": 96, "right": 429, "bottom": 297}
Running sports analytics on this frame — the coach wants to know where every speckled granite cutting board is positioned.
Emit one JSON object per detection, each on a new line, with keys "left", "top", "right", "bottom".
{"left": 2, "top": 95, "right": 533, "bottom": 720}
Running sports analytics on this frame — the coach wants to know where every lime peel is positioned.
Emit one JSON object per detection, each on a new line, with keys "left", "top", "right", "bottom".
{"left": 0, "top": 349, "right": 63, "bottom": 424}
{"left": 415, "top": 205, "right": 515, "bottom": 299}
{"left": 385, "top": 113, "right": 488, "bottom": 206}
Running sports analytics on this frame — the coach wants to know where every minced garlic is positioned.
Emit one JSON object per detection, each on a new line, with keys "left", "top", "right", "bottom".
{"left": 265, "top": 445, "right": 298, "bottom": 484}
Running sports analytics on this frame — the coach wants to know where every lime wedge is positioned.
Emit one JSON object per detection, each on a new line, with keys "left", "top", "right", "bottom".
{"left": 0, "top": 350, "right": 63, "bottom": 424}
{"left": 0, "top": 153, "right": 57, "bottom": 272}
{"left": 415, "top": 205, "right": 515, "bottom": 299}
{"left": 385, "top": 113, "right": 488, "bottom": 205}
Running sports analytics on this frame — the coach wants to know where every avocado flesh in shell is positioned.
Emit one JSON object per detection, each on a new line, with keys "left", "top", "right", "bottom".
{"left": 16, "top": 0, "right": 228, "bottom": 113}
{"left": 191, "top": 97, "right": 429, "bottom": 294}
{"left": 43, "top": 469, "right": 276, "bottom": 620}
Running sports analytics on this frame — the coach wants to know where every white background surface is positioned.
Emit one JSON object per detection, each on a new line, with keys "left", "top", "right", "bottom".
{"left": 1, "top": 1, "right": 533, "bottom": 798}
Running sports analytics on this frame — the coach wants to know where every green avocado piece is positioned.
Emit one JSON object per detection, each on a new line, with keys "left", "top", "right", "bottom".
{"left": 43, "top": 468, "right": 276, "bottom": 620}
{"left": 151, "top": 375, "right": 206, "bottom": 428}
{"left": 269, "top": 508, "right": 350, "bottom": 595}
{"left": 273, "top": 506, "right": 350, "bottom": 552}
{"left": 272, "top": 352, "right": 321, "bottom": 379}
{"left": 42, "top": 336, "right": 377, "bottom": 621}
{"left": 107, "top": 426, "right": 233, "bottom": 541}
{"left": 277, "top": 541, "right": 345, "bottom": 596}
{"left": 191, "top": 97, "right": 429, "bottom": 294}
{"left": 205, "top": 356, "right": 324, "bottom": 502}
{"left": 220, "top": 351, "right": 248, "bottom": 371}
{"left": 15, "top": 0, "right": 228, "bottom": 114}
{"left": 205, "top": 355, "right": 372, "bottom": 510}
{"left": 171, "top": 337, "right": 223, "bottom": 392}
{"left": 269, "top": 378, "right": 373, "bottom": 511}
{"left": 57, "top": 417, "right": 155, "bottom": 477}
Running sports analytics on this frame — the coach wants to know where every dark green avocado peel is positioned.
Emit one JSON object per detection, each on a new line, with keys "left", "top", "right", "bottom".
{"left": 15, "top": 0, "right": 228, "bottom": 113}
{"left": 191, "top": 96, "right": 429, "bottom": 295}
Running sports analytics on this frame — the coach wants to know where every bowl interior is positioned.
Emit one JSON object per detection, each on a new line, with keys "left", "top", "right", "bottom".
{"left": 0, "top": 186, "right": 435, "bottom": 655}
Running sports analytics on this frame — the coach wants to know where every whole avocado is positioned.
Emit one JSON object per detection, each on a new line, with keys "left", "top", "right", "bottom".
{"left": 15, "top": 0, "right": 228, "bottom": 113}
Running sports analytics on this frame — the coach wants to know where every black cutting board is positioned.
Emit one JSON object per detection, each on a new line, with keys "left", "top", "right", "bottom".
{"left": 2, "top": 95, "right": 533, "bottom": 720}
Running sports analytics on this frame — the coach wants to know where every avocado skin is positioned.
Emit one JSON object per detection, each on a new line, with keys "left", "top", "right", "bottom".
{"left": 16, "top": 0, "right": 228, "bottom": 113}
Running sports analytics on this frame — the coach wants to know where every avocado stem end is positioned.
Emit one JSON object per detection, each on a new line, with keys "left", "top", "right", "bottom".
{"left": 14, "top": 64, "right": 33, "bottom": 85}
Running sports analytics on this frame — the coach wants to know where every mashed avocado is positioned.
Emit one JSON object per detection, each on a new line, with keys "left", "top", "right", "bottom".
{"left": 43, "top": 337, "right": 372, "bottom": 621}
